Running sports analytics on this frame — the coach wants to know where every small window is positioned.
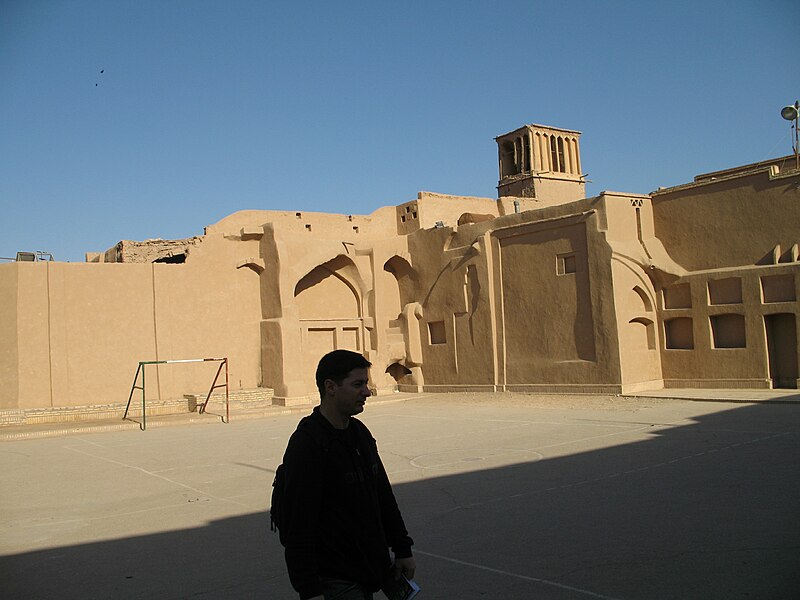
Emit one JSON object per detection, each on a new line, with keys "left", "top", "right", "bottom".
{"left": 762, "top": 274, "right": 795, "bottom": 303}
{"left": 295, "top": 212, "right": 302, "bottom": 219}
{"left": 401, "top": 215, "right": 406, "bottom": 223}
{"left": 665, "top": 317, "right": 694, "bottom": 349}
{"left": 428, "top": 321, "right": 446, "bottom": 345}
{"left": 549, "top": 136, "right": 559, "bottom": 172}
{"left": 708, "top": 278, "right": 742, "bottom": 305}
{"left": 305, "top": 224, "right": 312, "bottom": 231}
{"left": 500, "top": 141, "right": 517, "bottom": 176}
{"left": 710, "top": 314, "right": 746, "bottom": 348}
{"left": 556, "top": 137, "right": 566, "bottom": 173}
{"left": 557, "top": 253, "right": 577, "bottom": 275}
{"left": 353, "top": 226, "right": 359, "bottom": 233}
{"left": 664, "top": 283, "right": 692, "bottom": 309}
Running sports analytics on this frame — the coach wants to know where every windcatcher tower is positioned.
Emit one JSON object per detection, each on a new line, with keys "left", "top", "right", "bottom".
{"left": 496, "top": 124, "right": 585, "bottom": 202}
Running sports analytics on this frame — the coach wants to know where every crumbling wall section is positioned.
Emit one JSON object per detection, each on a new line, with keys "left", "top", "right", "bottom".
{"left": 95, "top": 237, "right": 203, "bottom": 263}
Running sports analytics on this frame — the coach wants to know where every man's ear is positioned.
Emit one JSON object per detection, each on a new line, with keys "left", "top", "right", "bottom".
{"left": 324, "top": 378, "right": 337, "bottom": 398}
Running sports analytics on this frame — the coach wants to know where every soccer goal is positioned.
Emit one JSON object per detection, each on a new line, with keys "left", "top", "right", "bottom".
{"left": 123, "top": 357, "right": 229, "bottom": 431}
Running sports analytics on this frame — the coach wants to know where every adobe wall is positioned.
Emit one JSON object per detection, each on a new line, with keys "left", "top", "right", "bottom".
{"left": 498, "top": 176, "right": 585, "bottom": 204}
{"left": 1, "top": 235, "right": 262, "bottom": 410}
{"left": 4, "top": 128, "right": 798, "bottom": 414}
{"left": 658, "top": 266, "right": 799, "bottom": 388}
{"left": 652, "top": 165, "right": 800, "bottom": 389}
{"left": 651, "top": 167, "right": 800, "bottom": 270}
{"left": 0, "top": 266, "right": 18, "bottom": 408}
{"left": 207, "top": 207, "right": 398, "bottom": 240}
{"left": 404, "top": 198, "right": 624, "bottom": 394}
{"left": 258, "top": 219, "right": 416, "bottom": 403}
{"left": 600, "top": 193, "right": 665, "bottom": 392}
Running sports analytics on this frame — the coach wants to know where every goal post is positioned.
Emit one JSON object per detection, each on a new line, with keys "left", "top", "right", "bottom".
{"left": 123, "top": 357, "right": 229, "bottom": 431}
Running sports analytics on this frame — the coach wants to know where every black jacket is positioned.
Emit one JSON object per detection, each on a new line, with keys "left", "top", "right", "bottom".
{"left": 281, "top": 407, "right": 413, "bottom": 599}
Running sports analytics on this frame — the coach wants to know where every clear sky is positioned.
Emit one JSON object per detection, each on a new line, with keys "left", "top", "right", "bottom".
{"left": 1, "top": 0, "right": 798, "bottom": 262}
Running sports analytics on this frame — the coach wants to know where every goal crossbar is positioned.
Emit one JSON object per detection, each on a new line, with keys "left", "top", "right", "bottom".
{"left": 123, "top": 357, "right": 229, "bottom": 431}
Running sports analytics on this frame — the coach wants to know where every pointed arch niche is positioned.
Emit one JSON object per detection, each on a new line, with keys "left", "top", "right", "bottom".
{"left": 383, "top": 255, "right": 417, "bottom": 320}
{"left": 295, "top": 255, "right": 362, "bottom": 320}
{"left": 294, "top": 255, "right": 364, "bottom": 358}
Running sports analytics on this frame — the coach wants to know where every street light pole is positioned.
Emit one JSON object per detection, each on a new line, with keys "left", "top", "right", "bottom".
{"left": 780, "top": 101, "right": 800, "bottom": 170}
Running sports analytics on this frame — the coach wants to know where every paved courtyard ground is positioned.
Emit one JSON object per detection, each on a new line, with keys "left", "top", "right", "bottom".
{"left": 1, "top": 392, "right": 798, "bottom": 599}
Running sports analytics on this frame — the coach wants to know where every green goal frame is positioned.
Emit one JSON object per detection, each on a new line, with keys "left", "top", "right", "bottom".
{"left": 123, "top": 357, "right": 229, "bottom": 431}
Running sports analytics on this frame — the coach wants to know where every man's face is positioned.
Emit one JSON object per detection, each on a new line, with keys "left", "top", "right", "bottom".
{"left": 327, "top": 367, "right": 372, "bottom": 417}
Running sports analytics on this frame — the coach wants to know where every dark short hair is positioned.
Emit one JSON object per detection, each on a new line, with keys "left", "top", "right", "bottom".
{"left": 315, "top": 350, "right": 371, "bottom": 399}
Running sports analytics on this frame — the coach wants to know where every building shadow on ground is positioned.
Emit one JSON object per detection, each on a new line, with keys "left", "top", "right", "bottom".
{"left": 1, "top": 401, "right": 798, "bottom": 599}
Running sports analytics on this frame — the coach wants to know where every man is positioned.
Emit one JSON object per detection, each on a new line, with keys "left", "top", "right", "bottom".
{"left": 279, "top": 350, "right": 415, "bottom": 600}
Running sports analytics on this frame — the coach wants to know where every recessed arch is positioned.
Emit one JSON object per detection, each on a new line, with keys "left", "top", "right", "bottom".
{"left": 294, "top": 255, "right": 362, "bottom": 320}
{"left": 629, "top": 317, "right": 656, "bottom": 350}
{"left": 385, "top": 362, "right": 412, "bottom": 383}
{"left": 633, "top": 285, "right": 654, "bottom": 313}
{"left": 384, "top": 255, "right": 418, "bottom": 314}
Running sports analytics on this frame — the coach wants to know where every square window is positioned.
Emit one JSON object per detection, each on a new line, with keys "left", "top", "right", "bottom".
{"left": 428, "top": 321, "right": 446, "bottom": 345}
{"left": 664, "top": 283, "right": 692, "bottom": 309}
{"left": 710, "top": 314, "right": 746, "bottom": 348}
{"left": 761, "top": 274, "right": 795, "bottom": 303}
{"left": 665, "top": 317, "right": 694, "bottom": 349}
{"left": 708, "top": 278, "right": 743, "bottom": 305}
{"left": 557, "top": 253, "right": 577, "bottom": 275}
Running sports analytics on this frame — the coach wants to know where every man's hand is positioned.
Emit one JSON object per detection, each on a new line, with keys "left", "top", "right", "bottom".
{"left": 391, "top": 555, "right": 416, "bottom": 581}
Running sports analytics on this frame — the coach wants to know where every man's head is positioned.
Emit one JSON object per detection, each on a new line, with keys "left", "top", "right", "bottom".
{"left": 315, "top": 350, "right": 372, "bottom": 400}
{"left": 316, "top": 350, "right": 372, "bottom": 427}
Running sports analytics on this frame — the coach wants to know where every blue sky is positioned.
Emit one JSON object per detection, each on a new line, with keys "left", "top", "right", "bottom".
{"left": 1, "top": 0, "right": 798, "bottom": 262}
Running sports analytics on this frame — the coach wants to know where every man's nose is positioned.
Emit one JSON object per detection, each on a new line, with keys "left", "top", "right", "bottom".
{"left": 362, "top": 386, "right": 372, "bottom": 397}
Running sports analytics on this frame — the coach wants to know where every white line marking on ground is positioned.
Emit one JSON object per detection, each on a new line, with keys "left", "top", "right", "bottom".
{"left": 391, "top": 413, "right": 638, "bottom": 428}
{"left": 63, "top": 445, "right": 250, "bottom": 508}
{"left": 74, "top": 437, "right": 107, "bottom": 448}
{"left": 15, "top": 501, "right": 214, "bottom": 527}
{"left": 450, "top": 432, "right": 791, "bottom": 510}
{"left": 415, "top": 550, "right": 624, "bottom": 600}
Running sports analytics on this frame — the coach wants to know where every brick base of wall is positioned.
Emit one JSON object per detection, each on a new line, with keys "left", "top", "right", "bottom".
{"left": 0, "top": 388, "right": 275, "bottom": 426}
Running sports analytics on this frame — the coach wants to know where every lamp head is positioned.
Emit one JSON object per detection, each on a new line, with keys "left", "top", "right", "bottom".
{"left": 781, "top": 102, "right": 800, "bottom": 121}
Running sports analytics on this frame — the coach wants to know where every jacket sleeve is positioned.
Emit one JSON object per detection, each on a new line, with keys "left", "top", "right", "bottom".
{"left": 372, "top": 440, "right": 414, "bottom": 559}
{"left": 282, "top": 431, "right": 325, "bottom": 599}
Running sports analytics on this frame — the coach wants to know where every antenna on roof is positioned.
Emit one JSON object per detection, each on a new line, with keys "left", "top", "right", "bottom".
{"left": 780, "top": 101, "right": 799, "bottom": 170}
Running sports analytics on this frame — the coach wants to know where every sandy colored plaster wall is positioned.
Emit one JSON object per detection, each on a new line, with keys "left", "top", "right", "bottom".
{"left": 610, "top": 258, "right": 663, "bottom": 389}
{"left": 0, "top": 265, "right": 19, "bottom": 409}
{"left": 598, "top": 194, "right": 665, "bottom": 390}
{"left": 262, "top": 228, "right": 377, "bottom": 401}
{"left": 7, "top": 235, "right": 263, "bottom": 410}
{"left": 658, "top": 266, "right": 799, "bottom": 388}
{"left": 149, "top": 235, "right": 262, "bottom": 396}
{"left": 206, "top": 207, "right": 397, "bottom": 241}
{"left": 415, "top": 192, "right": 499, "bottom": 230}
{"left": 496, "top": 196, "right": 558, "bottom": 216}
{"left": 493, "top": 215, "right": 620, "bottom": 388}
{"left": 15, "top": 264, "right": 59, "bottom": 408}
{"left": 13, "top": 263, "right": 157, "bottom": 409}
{"left": 262, "top": 220, "right": 420, "bottom": 400}
{"left": 652, "top": 170, "right": 800, "bottom": 270}
{"left": 406, "top": 209, "right": 622, "bottom": 391}
{"left": 405, "top": 227, "right": 498, "bottom": 388}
